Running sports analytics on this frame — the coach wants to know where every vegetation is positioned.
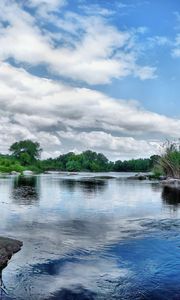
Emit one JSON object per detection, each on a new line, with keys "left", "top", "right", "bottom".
{"left": 41, "top": 150, "right": 111, "bottom": 172}
{"left": 0, "top": 139, "right": 178, "bottom": 176}
{"left": 9, "top": 140, "right": 42, "bottom": 166}
{"left": 113, "top": 155, "right": 160, "bottom": 172}
{"left": 158, "top": 141, "right": 180, "bottom": 179}
{"left": 0, "top": 155, "right": 25, "bottom": 173}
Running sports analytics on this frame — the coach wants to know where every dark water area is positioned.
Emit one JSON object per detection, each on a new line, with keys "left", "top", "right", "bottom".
{"left": 0, "top": 173, "right": 179, "bottom": 300}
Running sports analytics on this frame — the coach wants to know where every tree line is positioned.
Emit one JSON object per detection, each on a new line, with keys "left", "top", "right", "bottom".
{"left": 0, "top": 139, "right": 161, "bottom": 173}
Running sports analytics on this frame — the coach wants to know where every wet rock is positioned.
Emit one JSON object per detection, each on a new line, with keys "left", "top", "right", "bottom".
{"left": 0, "top": 237, "right": 23, "bottom": 269}
{"left": 128, "top": 173, "right": 148, "bottom": 180}
{"left": 11, "top": 171, "right": 21, "bottom": 176}
{"left": 161, "top": 178, "right": 180, "bottom": 190}
{"left": 159, "top": 175, "right": 167, "bottom": 180}
{"left": 92, "top": 175, "right": 115, "bottom": 179}
{"left": 23, "top": 170, "right": 34, "bottom": 176}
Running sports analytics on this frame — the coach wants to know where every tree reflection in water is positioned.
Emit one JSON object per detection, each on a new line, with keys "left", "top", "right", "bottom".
{"left": 59, "top": 178, "right": 107, "bottom": 195}
{"left": 11, "top": 176, "right": 39, "bottom": 206}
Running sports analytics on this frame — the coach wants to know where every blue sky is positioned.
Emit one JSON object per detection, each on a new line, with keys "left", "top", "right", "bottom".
{"left": 0, "top": 0, "right": 179, "bottom": 159}
{"left": 23, "top": 0, "right": 180, "bottom": 117}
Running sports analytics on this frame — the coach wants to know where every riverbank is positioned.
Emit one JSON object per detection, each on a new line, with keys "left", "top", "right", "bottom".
{"left": 0, "top": 237, "right": 22, "bottom": 270}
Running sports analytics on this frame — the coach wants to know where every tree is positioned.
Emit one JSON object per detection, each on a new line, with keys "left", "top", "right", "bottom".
{"left": 9, "top": 140, "right": 42, "bottom": 165}
{"left": 66, "top": 160, "right": 81, "bottom": 172}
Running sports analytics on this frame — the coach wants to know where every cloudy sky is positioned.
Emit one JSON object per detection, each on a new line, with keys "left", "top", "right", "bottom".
{"left": 0, "top": 0, "right": 180, "bottom": 160}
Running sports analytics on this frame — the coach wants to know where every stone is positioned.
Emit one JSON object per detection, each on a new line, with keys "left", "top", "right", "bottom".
{"left": 161, "top": 178, "right": 180, "bottom": 190}
{"left": 11, "top": 171, "right": 20, "bottom": 176}
{"left": 0, "top": 237, "right": 23, "bottom": 270}
{"left": 23, "top": 170, "right": 34, "bottom": 176}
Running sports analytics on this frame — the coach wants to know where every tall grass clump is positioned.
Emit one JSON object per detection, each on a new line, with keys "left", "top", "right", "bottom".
{"left": 159, "top": 140, "right": 180, "bottom": 179}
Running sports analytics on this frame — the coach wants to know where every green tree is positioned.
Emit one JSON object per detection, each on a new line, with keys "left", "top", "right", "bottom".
{"left": 66, "top": 160, "right": 81, "bottom": 172}
{"left": 9, "top": 140, "right": 42, "bottom": 165}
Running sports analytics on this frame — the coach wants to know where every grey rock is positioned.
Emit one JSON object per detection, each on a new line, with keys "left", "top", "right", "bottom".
{"left": 23, "top": 170, "right": 34, "bottom": 176}
{"left": 0, "top": 237, "right": 22, "bottom": 269}
{"left": 161, "top": 178, "right": 180, "bottom": 190}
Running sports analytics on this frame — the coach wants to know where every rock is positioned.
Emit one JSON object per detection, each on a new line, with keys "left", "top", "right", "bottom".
{"left": 161, "top": 178, "right": 180, "bottom": 190}
{"left": 93, "top": 175, "right": 115, "bottom": 179}
{"left": 0, "top": 237, "right": 22, "bottom": 270}
{"left": 11, "top": 171, "right": 20, "bottom": 176}
{"left": 67, "top": 172, "right": 78, "bottom": 176}
{"left": 23, "top": 170, "right": 34, "bottom": 176}
{"left": 159, "top": 176, "right": 167, "bottom": 180}
{"left": 128, "top": 173, "right": 148, "bottom": 180}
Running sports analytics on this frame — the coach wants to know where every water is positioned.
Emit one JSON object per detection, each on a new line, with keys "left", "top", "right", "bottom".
{"left": 0, "top": 173, "right": 179, "bottom": 300}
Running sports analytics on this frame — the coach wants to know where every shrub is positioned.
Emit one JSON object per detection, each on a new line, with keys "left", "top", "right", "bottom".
{"left": 159, "top": 141, "right": 180, "bottom": 179}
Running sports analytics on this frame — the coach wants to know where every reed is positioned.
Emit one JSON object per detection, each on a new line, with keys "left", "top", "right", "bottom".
{"left": 159, "top": 140, "right": 180, "bottom": 179}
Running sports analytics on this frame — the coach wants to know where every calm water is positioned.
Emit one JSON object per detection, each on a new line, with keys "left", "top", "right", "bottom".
{"left": 0, "top": 173, "right": 179, "bottom": 300}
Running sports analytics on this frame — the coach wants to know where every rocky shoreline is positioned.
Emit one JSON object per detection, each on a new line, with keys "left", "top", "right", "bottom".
{"left": 127, "top": 174, "right": 180, "bottom": 190}
{"left": 0, "top": 237, "right": 22, "bottom": 270}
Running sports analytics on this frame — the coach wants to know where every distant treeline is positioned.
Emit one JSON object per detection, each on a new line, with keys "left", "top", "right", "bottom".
{"left": 42, "top": 151, "right": 159, "bottom": 172}
{"left": 0, "top": 140, "right": 160, "bottom": 173}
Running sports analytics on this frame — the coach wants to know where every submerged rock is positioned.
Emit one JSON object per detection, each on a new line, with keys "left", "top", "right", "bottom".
{"left": 0, "top": 237, "right": 22, "bottom": 270}
{"left": 92, "top": 175, "right": 116, "bottom": 179}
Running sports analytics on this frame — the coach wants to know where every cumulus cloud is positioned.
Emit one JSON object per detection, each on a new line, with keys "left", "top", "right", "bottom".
{"left": 58, "top": 131, "right": 161, "bottom": 159}
{"left": 0, "top": 0, "right": 156, "bottom": 84}
{"left": 0, "top": 1, "right": 178, "bottom": 159}
{"left": 0, "top": 62, "right": 179, "bottom": 159}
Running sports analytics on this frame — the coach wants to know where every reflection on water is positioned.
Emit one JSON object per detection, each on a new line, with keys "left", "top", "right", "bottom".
{"left": 59, "top": 178, "right": 107, "bottom": 195}
{"left": 45, "top": 287, "right": 96, "bottom": 300}
{"left": 0, "top": 269, "right": 9, "bottom": 299}
{"left": 0, "top": 173, "right": 179, "bottom": 300}
{"left": 162, "top": 186, "right": 180, "bottom": 207}
{"left": 11, "top": 176, "right": 39, "bottom": 205}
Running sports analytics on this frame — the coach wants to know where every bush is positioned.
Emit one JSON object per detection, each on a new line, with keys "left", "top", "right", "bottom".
{"left": 159, "top": 141, "right": 180, "bottom": 179}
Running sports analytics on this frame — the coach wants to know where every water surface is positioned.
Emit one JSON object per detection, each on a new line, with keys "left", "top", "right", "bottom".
{"left": 0, "top": 173, "right": 179, "bottom": 300}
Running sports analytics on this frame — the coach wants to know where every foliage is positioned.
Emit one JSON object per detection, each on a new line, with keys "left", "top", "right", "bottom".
{"left": 158, "top": 141, "right": 180, "bottom": 178}
{"left": 66, "top": 160, "right": 81, "bottom": 172}
{"left": 41, "top": 150, "right": 110, "bottom": 172}
{"left": 0, "top": 155, "right": 25, "bottom": 173}
{"left": 113, "top": 156, "right": 159, "bottom": 172}
{"left": 152, "top": 165, "right": 164, "bottom": 179}
{"left": 9, "top": 140, "right": 42, "bottom": 165}
{"left": 0, "top": 139, "right": 172, "bottom": 174}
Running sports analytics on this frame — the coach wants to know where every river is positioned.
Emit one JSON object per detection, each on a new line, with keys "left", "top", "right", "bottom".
{"left": 0, "top": 173, "right": 179, "bottom": 300}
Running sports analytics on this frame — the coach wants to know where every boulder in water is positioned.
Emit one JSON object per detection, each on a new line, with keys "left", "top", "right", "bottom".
{"left": 0, "top": 237, "right": 22, "bottom": 269}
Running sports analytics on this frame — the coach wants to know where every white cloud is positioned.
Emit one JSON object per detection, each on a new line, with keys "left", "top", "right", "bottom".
{"left": 151, "top": 36, "right": 171, "bottom": 46}
{"left": 0, "top": 1, "right": 178, "bottom": 159}
{"left": 27, "top": 0, "right": 67, "bottom": 15}
{"left": 172, "top": 34, "right": 180, "bottom": 57}
{"left": 58, "top": 130, "right": 160, "bottom": 159}
{"left": 0, "top": 62, "right": 179, "bottom": 159}
{"left": 0, "top": 0, "right": 156, "bottom": 84}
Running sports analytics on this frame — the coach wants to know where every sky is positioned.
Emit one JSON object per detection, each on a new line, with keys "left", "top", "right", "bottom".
{"left": 0, "top": 0, "right": 180, "bottom": 160}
